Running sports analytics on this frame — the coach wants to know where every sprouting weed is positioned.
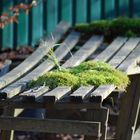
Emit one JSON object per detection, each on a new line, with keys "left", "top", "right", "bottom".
{"left": 39, "top": 34, "right": 74, "bottom": 71}
{"left": 47, "top": 48, "right": 62, "bottom": 71}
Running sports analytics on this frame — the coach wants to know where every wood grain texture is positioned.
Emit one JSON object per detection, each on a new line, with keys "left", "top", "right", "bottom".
{"left": 89, "top": 85, "right": 115, "bottom": 103}
{"left": 70, "top": 86, "right": 94, "bottom": 102}
{"left": 116, "top": 75, "right": 139, "bottom": 140}
{"left": 0, "top": 117, "right": 101, "bottom": 136}
{"left": 94, "top": 37, "right": 127, "bottom": 62}
{"left": 0, "top": 22, "right": 70, "bottom": 90}
{"left": 20, "top": 86, "right": 49, "bottom": 102}
{"left": 108, "top": 37, "right": 140, "bottom": 68}
{"left": 132, "top": 126, "right": 140, "bottom": 140}
{"left": 43, "top": 87, "right": 71, "bottom": 103}
{"left": 0, "top": 31, "right": 80, "bottom": 99}
{"left": 63, "top": 36, "right": 103, "bottom": 68}
{"left": 117, "top": 43, "right": 140, "bottom": 75}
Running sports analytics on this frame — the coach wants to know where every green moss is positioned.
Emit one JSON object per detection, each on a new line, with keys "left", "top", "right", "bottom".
{"left": 29, "top": 61, "right": 130, "bottom": 91}
{"left": 29, "top": 71, "right": 79, "bottom": 89}
{"left": 125, "top": 30, "right": 137, "bottom": 37}
{"left": 75, "top": 17, "right": 140, "bottom": 41}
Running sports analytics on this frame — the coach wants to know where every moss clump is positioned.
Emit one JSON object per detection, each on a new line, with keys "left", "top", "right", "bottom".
{"left": 75, "top": 17, "right": 140, "bottom": 41}
{"left": 29, "top": 71, "right": 79, "bottom": 89}
{"left": 29, "top": 61, "right": 130, "bottom": 91}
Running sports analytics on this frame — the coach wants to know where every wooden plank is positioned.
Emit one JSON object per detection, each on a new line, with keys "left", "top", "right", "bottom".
{"left": 63, "top": 36, "right": 103, "bottom": 68}
{"left": 43, "top": 87, "right": 71, "bottom": 103}
{"left": 119, "top": 0, "right": 129, "bottom": 16}
{"left": 90, "top": 0, "right": 101, "bottom": 20}
{"left": 84, "top": 108, "right": 109, "bottom": 140}
{"left": 89, "top": 85, "right": 115, "bottom": 103}
{"left": 20, "top": 86, "right": 49, "bottom": 102}
{"left": 108, "top": 37, "right": 140, "bottom": 68}
{"left": 104, "top": 0, "right": 115, "bottom": 19}
{"left": 116, "top": 75, "right": 138, "bottom": 140}
{"left": 0, "top": 22, "right": 70, "bottom": 90}
{"left": 133, "top": 0, "right": 140, "bottom": 17}
{"left": 117, "top": 43, "right": 140, "bottom": 75}
{"left": 94, "top": 37, "right": 127, "bottom": 62}
{"left": 0, "top": 31, "right": 80, "bottom": 99}
{"left": 0, "top": 100, "right": 100, "bottom": 110}
{"left": 2, "top": 0, "right": 14, "bottom": 49}
{"left": 0, "top": 116, "right": 101, "bottom": 136}
{"left": 70, "top": 86, "right": 94, "bottom": 102}
{"left": 132, "top": 126, "right": 140, "bottom": 140}
{"left": 0, "top": 107, "right": 15, "bottom": 140}
{"left": 123, "top": 77, "right": 140, "bottom": 140}
{"left": 61, "top": 0, "right": 73, "bottom": 25}
{"left": 32, "top": 1, "right": 43, "bottom": 45}
{"left": 46, "top": 0, "right": 58, "bottom": 34}
{"left": 17, "top": 7, "right": 29, "bottom": 46}
{"left": 75, "top": 0, "right": 88, "bottom": 23}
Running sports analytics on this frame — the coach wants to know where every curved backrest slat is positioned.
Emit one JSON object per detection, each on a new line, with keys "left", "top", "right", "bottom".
{"left": 0, "top": 31, "right": 80, "bottom": 99}
{"left": 0, "top": 21, "right": 70, "bottom": 89}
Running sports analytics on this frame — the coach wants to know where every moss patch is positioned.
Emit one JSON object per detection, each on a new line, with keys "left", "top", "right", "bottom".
{"left": 28, "top": 61, "right": 130, "bottom": 91}
{"left": 75, "top": 17, "right": 140, "bottom": 41}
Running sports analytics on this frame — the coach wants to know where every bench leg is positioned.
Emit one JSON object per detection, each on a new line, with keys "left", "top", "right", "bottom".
{"left": 84, "top": 108, "right": 109, "bottom": 140}
{"left": 116, "top": 75, "right": 140, "bottom": 140}
{"left": 0, "top": 107, "right": 15, "bottom": 140}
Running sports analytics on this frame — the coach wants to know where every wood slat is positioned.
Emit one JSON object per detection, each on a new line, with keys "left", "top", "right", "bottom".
{"left": 89, "top": 85, "right": 116, "bottom": 103}
{"left": 90, "top": 38, "right": 140, "bottom": 102}
{"left": 75, "top": 0, "right": 88, "bottom": 23}
{"left": 0, "top": 32, "right": 80, "bottom": 99}
{"left": 44, "top": 36, "right": 103, "bottom": 103}
{"left": 108, "top": 37, "right": 140, "bottom": 68}
{"left": 0, "top": 21, "right": 70, "bottom": 90}
{"left": 61, "top": 0, "right": 73, "bottom": 25}
{"left": 46, "top": 0, "right": 58, "bottom": 34}
{"left": 32, "top": 1, "right": 43, "bottom": 45}
{"left": 43, "top": 87, "right": 71, "bottom": 103}
{"left": 90, "top": 0, "right": 101, "bottom": 20}
{"left": 0, "top": 100, "right": 100, "bottom": 109}
{"left": 20, "top": 86, "right": 49, "bottom": 102}
{"left": 132, "top": 126, "right": 140, "bottom": 140}
{"left": 70, "top": 86, "right": 94, "bottom": 102}
{"left": 63, "top": 36, "right": 103, "bottom": 68}
{"left": 0, "top": 117, "right": 101, "bottom": 136}
{"left": 94, "top": 37, "right": 127, "bottom": 62}
{"left": 117, "top": 43, "right": 140, "bottom": 75}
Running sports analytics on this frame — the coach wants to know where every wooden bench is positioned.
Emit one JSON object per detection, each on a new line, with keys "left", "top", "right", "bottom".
{"left": 0, "top": 21, "right": 140, "bottom": 140}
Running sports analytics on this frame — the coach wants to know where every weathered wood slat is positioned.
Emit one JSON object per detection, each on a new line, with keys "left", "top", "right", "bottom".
{"left": 108, "top": 38, "right": 140, "bottom": 68}
{"left": 0, "top": 21, "right": 70, "bottom": 90}
{"left": 20, "top": 86, "right": 49, "bottom": 102}
{"left": 117, "top": 43, "right": 140, "bottom": 75}
{"left": 94, "top": 37, "right": 127, "bottom": 62}
{"left": 43, "top": 87, "right": 71, "bottom": 103}
{"left": 132, "top": 126, "right": 140, "bottom": 140}
{"left": 0, "top": 117, "right": 101, "bottom": 136}
{"left": 89, "top": 85, "right": 116, "bottom": 103}
{"left": 89, "top": 38, "right": 140, "bottom": 103}
{"left": 42, "top": 36, "right": 103, "bottom": 103}
{"left": 0, "top": 32, "right": 80, "bottom": 99}
{"left": 70, "top": 86, "right": 94, "bottom": 102}
{"left": 0, "top": 100, "right": 100, "bottom": 109}
{"left": 63, "top": 36, "right": 103, "bottom": 68}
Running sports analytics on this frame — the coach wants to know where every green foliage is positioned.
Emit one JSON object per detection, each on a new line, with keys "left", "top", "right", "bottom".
{"left": 125, "top": 30, "right": 137, "bottom": 37}
{"left": 47, "top": 48, "right": 62, "bottom": 71}
{"left": 75, "top": 17, "right": 140, "bottom": 40}
{"left": 29, "top": 61, "right": 130, "bottom": 91}
{"left": 29, "top": 71, "right": 79, "bottom": 89}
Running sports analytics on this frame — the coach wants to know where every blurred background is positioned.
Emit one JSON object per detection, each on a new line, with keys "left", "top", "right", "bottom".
{"left": 0, "top": 0, "right": 140, "bottom": 50}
